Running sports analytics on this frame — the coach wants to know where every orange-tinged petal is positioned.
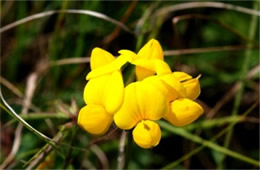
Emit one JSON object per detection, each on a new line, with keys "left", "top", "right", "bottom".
{"left": 77, "top": 105, "right": 113, "bottom": 135}
{"left": 90, "top": 48, "right": 115, "bottom": 70}
{"left": 132, "top": 120, "right": 161, "bottom": 149}
{"left": 165, "top": 98, "right": 203, "bottom": 126}
{"left": 103, "top": 71, "right": 124, "bottom": 114}
{"left": 137, "top": 39, "right": 163, "bottom": 60}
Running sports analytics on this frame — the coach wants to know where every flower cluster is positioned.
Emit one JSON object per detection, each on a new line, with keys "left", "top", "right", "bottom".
{"left": 78, "top": 39, "right": 204, "bottom": 149}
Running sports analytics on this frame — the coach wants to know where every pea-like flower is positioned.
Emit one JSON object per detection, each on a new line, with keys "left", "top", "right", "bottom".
{"left": 114, "top": 76, "right": 169, "bottom": 148}
{"left": 119, "top": 39, "right": 166, "bottom": 81}
{"left": 78, "top": 39, "right": 204, "bottom": 149}
{"left": 77, "top": 48, "right": 126, "bottom": 135}
{"left": 162, "top": 72, "right": 204, "bottom": 126}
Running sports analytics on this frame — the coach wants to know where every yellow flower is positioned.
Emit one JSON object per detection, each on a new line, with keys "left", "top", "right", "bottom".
{"left": 77, "top": 48, "right": 126, "bottom": 135}
{"left": 118, "top": 39, "right": 166, "bottom": 81}
{"left": 114, "top": 76, "right": 169, "bottom": 148}
{"left": 161, "top": 72, "right": 204, "bottom": 126}
{"left": 78, "top": 39, "right": 204, "bottom": 149}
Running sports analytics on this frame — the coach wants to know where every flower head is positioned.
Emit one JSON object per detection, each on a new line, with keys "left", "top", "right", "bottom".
{"left": 78, "top": 39, "right": 204, "bottom": 149}
{"left": 114, "top": 76, "right": 169, "bottom": 148}
{"left": 78, "top": 48, "right": 126, "bottom": 135}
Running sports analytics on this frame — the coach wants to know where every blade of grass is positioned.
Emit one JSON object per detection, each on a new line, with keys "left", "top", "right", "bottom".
{"left": 3, "top": 113, "right": 70, "bottom": 128}
{"left": 164, "top": 45, "right": 260, "bottom": 56}
{"left": 0, "top": 92, "right": 53, "bottom": 144}
{"left": 0, "top": 76, "right": 23, "bottom": 98}
{"left": 50, "top": 57, "right": 90, "bottom": 66}
{"left": 159, "top": 119, "right": 260, "bottom": 167}
{"left": 154, "top": 2, "right": 260, "bottom": 17}
{"left": 0, "top": 9, "right": 132, "bottom": 34}
{"left": 161, "top": 102, "right": 258, "bottom": 169}
{"left": 183, "top": 115, "right": 259, "bottom": 131}
{"left": 24, "top": 124, "right": 70, "bottom": 169}
{"left": 219, "top": 1, "right": 259, "bottom": 169}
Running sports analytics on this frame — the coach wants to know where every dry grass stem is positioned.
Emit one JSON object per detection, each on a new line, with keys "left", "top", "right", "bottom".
{"left": 0, "top": 9, "right": 132, "bottom": 34}
{"left": 154, "top": 2, "right": 260, "bottom": 17}
{"left": 51, "top": 57, "right": 90, "bottom": 66}
{"left": 207, "top": 65, "right": 260, "bottom": 118}
{"left": 0, "top": 76, "right": 23, "bottom": 98}
{"left": 117, "top": 130, "right": 128, "bottom": 170}
{"left": 164, "top": 45, "right": 260, "bottom": 56}
{"left": 90, "top": 144, "right": 109, "bottom": 169}
{"left": 0, "top": 73, "right": 38, "bottom": 169}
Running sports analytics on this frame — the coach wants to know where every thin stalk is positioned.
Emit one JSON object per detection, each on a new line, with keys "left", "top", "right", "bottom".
{"left": 162, "top": 102, "right": 258, "bottom": 169}
{"left": 24, "top": 125, "right": 70, "bottom": 169}
{"left": 4, "top": 113, "right": 70, "bottom": 128}
{"left": 0, "top": 92, "right": 53, "bottom": 145}
{"left": 159, "top": 120, "right": 260, "bottom": 167}
{"left": 117, "top": 131, "right": 128, "bottom": 170}
{"left": 154, "top": 2, "right": 260, "bottom": 17}
{"left": 124, "top": 131, "right": 133, "bottom": 169}
{"left": 62, "top": 126, "right": 79, "bottom": 169}
{"left": 219, "top": 1, "right": 259, "bottom": 169}
{"left": 0, "top": 9, "right": 132, "bottom": 34}
{"left": 183, "top": 115, "right": 258, "bottom": 131}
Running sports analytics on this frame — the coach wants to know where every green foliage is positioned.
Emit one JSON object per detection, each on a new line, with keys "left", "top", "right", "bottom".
{"left": 1, "top": 1, "right": 259, "bottom": 169}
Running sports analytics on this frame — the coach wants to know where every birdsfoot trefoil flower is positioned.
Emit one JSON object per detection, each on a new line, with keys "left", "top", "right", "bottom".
{"left": 78, "top": 39, "right": 204, "bottom": 149}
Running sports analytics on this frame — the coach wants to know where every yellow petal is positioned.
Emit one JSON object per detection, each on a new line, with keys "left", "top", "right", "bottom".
{"left": 103, "top": 71, "right": 124, "bottom": 114}
{"left": 84, "top": 75, "right": 108, "bottom": 105}
{"left": 90, "top": 48, "right": 115, "bottom": 70}
{"left": 136, "top": 66, "right": 155, "bottom": 81}
{"left": 137, "top": 39, "right": 163, "bottom": 60}
{"left": 172, "top": 72, "right": 201, "bottom": 100}
{"left": 160, "top": 74, "right": 187, "bottom": 98}
{"left": 132, "top": 120, "right": 161, "bottom": 149}
{"left": 172, "top": 72, "right": 192, "bottom": 82}
{"left": 136, "top": 79, "right": 169, "bottom": 120}
{"left": 114, "top": 83, "right": 140, "bottom": 130}
{"left": 182, "top": 77, "right": 201, "bottom": 100}
{"left": 118, "top": 49, "right": 136, "bottom": 62}
{"left": 114, "top": 80, "right": 168, "bottom": 129}
{"left": 87, "top": 55, "right": 128, "bottom": 80}
{"left": 133, "top": 59, "right": 172, "bottom": 81}
{"left": 143, "top": 75, "right": 175, "bottom": 103}
{"left": 77, "top": 105, "right": 113, "bottom": 135}
{"left": 165, "top": 98, "right": 203, "bottom": 126}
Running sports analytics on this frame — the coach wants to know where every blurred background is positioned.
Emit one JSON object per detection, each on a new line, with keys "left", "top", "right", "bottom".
{"left": 0, "top": 1, "right": 259, "bottom": 169}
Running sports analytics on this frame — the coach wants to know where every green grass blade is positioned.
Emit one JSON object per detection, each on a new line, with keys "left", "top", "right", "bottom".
{"left": 158, "top": 120, "right": 260, "bottom": 167}
{"left": 0, "top": 91, "right": 54, "bottom": 145}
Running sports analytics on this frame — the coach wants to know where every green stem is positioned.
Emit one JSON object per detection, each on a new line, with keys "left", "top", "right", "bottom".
{"left": 161, "top": 102, "right": 258, "bottom": 169}
{"left": 219, "top": 1, "right": 259, "bottom": 169}
{"left": 4, "top": 113, "right": 70, "bottom": 128}
{"left": 183, "top": 115, "right": 246, "bottom": 131}
{"left": 0, "top": 92, "right": 54, "bottom": 145}
{"left": 158, "top": 117, "right": 260, "bottom": 167}
{"left": 24, "top": 125, "right": 70, "bottom": 169}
